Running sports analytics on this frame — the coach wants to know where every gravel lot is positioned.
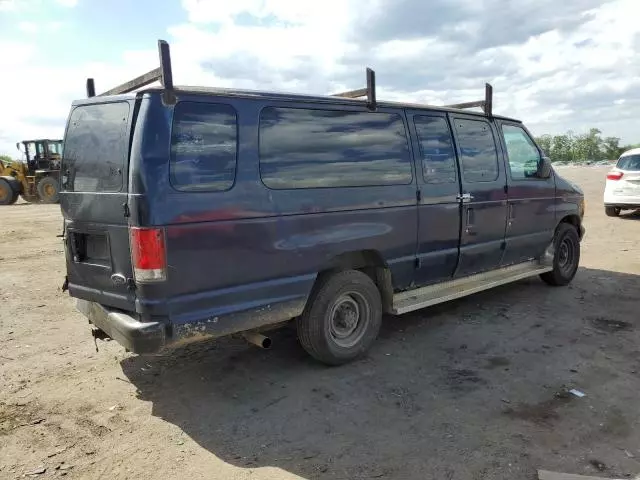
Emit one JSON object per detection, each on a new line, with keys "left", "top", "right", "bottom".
{"left": 1, "top": 166, "right": 640, "bottom": 480}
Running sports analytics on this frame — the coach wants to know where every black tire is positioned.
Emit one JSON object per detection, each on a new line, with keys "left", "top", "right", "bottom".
{"left": 540, "top": 223, "right": 580, "bottom": 287}
{"left": 297, "top": 270, "right": 382, "bottom": 366}
{"left": 605, "top": 206, "right": 621, "bottom": 217}
{"left": 37, "top": 176, "right": 59, "bottom": 204}
{"left": 0, "top": 178, "right": 18, "bottom": 205}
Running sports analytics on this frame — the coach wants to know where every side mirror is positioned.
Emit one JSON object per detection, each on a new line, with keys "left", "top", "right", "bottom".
{"left": 16, "top": 143, "right": 20, "bottom": 150}
{"left": 537, "top": 156, "right": 552, "bottom": 179}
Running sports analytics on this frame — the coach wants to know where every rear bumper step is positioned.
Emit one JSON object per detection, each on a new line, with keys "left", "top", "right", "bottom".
{"left": 77, "top": 300, "right": 165, "bottom": 354}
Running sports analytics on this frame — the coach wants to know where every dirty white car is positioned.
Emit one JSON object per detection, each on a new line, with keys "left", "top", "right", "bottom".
{"left": 603, "top": 148, "right": 640, "bottom": 217}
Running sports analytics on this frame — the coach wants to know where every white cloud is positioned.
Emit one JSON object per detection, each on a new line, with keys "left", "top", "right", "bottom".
{"left": 0, "top": 0, "right": 17, "bottom": 11}
{"left": 1, "top": 0, "right": 639, "bottom": 156}
{"left": 55, "top": 0, "right": 78, "bottom": 6}
{"left": 18, "top": 21, "right": 38, "bottom": 33}
{"left": 16, "top": 20, "right": 64, "bottom": 35}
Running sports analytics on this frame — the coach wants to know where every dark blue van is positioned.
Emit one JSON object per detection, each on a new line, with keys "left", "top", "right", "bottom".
{"left": 60, "top": 40, "right": 585, "bottom": 365}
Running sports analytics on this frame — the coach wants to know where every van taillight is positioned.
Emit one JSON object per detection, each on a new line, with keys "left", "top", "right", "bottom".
{"left": 607, "top": 171, "right": 624, "bottom": 180}
{"left": 130, "top": 227, "right": 167, "bottom": 282}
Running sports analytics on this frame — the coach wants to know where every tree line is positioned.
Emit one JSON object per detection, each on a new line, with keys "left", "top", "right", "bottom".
{"left": 535, "top": 128, "right": 639, "bottom": 164}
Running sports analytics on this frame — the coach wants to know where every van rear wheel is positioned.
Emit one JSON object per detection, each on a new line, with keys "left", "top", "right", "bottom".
{"left": 297, "top": 270, "right": 382, "bottom": 366}
{"left": 540, "top": 223, "right": 580, "bottom": 287}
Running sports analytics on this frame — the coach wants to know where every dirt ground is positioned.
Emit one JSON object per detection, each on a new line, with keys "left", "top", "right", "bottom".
{"left": 1, "top": 166, "right": 640, "bottom": 480}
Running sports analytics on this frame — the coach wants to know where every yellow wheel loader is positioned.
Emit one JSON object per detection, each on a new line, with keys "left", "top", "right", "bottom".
{"left": 0, "top": 139, "right": 63, "bottom": 205}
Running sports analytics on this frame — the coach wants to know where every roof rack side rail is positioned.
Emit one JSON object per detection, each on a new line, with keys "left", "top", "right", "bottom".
{"left": 86, "top": 39, "right": 175, "bottom": 103}
{"left": 444, "top": 83, "right": 493, "bottom": 116}
{"left": 331, "top": 67, "right": 377, "bottom": 111}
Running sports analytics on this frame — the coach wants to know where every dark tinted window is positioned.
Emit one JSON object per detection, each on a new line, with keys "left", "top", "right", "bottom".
{"left": 62, "top": 102, "right": 130, "bottom": 192}
{"left": 259, "top": 107, "right": 412, "bottom": 189}
{"left": 170, "top": 102, "right": 237, "bottom": 192}
{"left": 414, "top": 115, "right": 457, "bottom": 184}
{"left": 617, "top": 154, "right": 640, "bottom": 170}
{"left": 454, "top": 119, "right": 499, "bottom": 183}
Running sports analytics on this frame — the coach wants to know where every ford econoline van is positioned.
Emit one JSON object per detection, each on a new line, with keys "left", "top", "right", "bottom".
{"left": 60, "top": 40, "right": 585, "bottom": 365}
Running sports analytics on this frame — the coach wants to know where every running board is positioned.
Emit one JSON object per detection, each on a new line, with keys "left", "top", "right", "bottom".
{"left": 392, "top": 261, "right": 553, "bottom": 315}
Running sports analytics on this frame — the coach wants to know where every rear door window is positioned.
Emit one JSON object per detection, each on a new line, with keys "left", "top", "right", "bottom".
{"left": 453, "top": 118, "right": 499, "bottom": 183}
{"left": 62, "top": 102, "right": 130, "bottom": 192}
{"left": 617, "top": 154, "right": 640, "bottom": 170}
{"left": 170, "top": 102, "right": 237, "bottom": 192}
{"left": 259, "top": 107, "right": 412, "bottom": 189}
{"left": 413, "top": 115, "right": 457, "bottom": 184}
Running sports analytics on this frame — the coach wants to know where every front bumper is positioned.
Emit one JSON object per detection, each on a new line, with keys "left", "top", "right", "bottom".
{"left": 77, "top": 300, "right": 166, "bottom": 354}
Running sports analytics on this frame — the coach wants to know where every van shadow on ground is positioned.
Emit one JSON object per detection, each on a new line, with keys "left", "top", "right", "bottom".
{"left": 121, "top": 267, "right": 640, "bottom": 480}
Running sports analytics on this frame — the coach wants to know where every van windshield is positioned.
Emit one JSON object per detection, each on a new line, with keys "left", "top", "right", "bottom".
{"left": 616, "top": 154, "right": 640, "bottom": 171}
{"left": 62, "top": 102, "right": 130, "bottom": 192}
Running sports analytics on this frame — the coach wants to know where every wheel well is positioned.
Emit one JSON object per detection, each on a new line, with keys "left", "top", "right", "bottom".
{"left": 315, "top": 250, "right": 394, "bottom": 313}
{"left": 559, "top": 214, "right": 581, "bottom": 238}
{"left": 325, "top": 250, "right": 387, "bottom": 271}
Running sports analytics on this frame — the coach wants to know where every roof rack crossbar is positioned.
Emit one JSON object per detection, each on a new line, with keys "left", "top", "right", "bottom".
{"left": 86, "top": 39, "right": 174, "bottom": 99}
{"left": 444, "top": 83, "right": 493, "bottom": 116}
{"left": 331, "top": 67, "right": 377, "bottom": 111}
{"left": 98, "top": 67, "right": 162, "bottom": 97}
{"left": 84, "top": 39, "right": 493, "bottom": 116}
{"left": 332, "top": 87, "right": 368, "bottom": 99}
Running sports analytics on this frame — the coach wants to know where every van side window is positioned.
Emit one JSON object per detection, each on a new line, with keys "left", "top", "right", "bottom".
{"left": 259, "top": 107, "right": 412, "bottom": 189}
{"left": 501, "top": 124, "right": 541, "bottom": 180}
{"left": 413, "top": 115, "right": 457, "bottom": 184}
{"left": 454, "top": 119, "right": 499, "bottom": 183}
{"left": 170, "top": 102, "right": 237, "bottom": 192}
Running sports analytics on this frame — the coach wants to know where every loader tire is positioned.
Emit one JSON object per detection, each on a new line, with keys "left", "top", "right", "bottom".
{"left": 37, "top": 176, "right": 60, "bottom": 204}
{"left": 0, "top": 178, "right": 19, "bottom": 205}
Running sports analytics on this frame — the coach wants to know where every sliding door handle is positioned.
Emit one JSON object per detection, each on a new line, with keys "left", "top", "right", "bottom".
{"left": 457, "top": 193, "right": 474, "bottom": 203}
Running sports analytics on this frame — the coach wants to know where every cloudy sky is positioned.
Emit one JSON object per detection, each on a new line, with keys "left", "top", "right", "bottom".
{"left": 0, "top": 0, "right": 637, "bottom": 156}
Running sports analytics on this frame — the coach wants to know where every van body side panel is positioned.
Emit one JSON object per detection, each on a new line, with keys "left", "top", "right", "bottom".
{"left": 130, "top": 96, "right": 418, "bottom": 332}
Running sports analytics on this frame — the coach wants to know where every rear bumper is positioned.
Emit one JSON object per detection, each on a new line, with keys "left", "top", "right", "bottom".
{"left": 604, "top": 202, "right": 640, "bottom": 209}
{"left": 603, "top": 192, "right": 640, "bottom": 207}
{"left": 77, "top": 300, "right": 166, "bottom": 354}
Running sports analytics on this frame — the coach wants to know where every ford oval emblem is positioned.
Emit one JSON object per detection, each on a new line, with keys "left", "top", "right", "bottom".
{"left": 110, "top": 274, "right": 127, "bottom": 286}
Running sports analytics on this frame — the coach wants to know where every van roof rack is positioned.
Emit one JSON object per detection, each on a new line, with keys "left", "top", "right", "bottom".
{"left": 444, "top": 83, "right": 493, "bottom": 117}
{"left": 86, "top": 39, "right": 174, "bottom": 103}
{"left": 331, "top": 67, "right": 377, "bottom": 111}
{"left": 84, "top": 39, "right": 493, "bottom": 116}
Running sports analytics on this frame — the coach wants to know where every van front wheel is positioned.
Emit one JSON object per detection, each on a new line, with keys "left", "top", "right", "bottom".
{"left": 540, "top": 223, "right": 580, "bottom": 287}
{"left": 297, "top": 270, "right": 382, "bottom": 366}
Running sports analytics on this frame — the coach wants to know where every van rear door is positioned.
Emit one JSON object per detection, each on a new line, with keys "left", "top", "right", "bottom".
{"left": 60, "top": 99, "right": 136, "bottom": 311}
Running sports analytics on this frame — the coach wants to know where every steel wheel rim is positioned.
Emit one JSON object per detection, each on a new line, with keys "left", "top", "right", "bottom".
{"left": 329, "top": 292, "right": 369, "bottom": 348}
{"left": 558, "top": 237, "right": 575, "bottom": 275}
{"left": 44, "top": 184, "right": 55, "bottom": 196}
